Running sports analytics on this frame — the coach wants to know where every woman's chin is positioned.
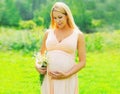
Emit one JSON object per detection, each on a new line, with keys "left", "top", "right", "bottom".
{"left": 57, "top": 26, "right": 64, "bottom": 29}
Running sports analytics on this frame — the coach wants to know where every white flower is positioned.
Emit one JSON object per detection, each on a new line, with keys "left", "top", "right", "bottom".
{"left": 35, "top": 52, "right": 48, "bottom": 67}
{"left": 34, "top": 52, "right": 48, "bottom": 85}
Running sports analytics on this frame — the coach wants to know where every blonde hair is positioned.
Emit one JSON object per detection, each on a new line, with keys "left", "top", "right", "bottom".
{"left": 50, "top": 2, "right": 77, "bottom": 29}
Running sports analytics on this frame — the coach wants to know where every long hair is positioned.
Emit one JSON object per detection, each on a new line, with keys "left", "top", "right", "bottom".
{"left": 50, "top": 2, "right": 77, "bottom": 29}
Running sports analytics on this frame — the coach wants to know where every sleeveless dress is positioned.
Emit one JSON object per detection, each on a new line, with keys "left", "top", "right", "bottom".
{"left": 41, "top": 29, "right": 79, "bottom": 94}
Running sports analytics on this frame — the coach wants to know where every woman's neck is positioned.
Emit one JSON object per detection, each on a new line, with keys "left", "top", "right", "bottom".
{"left": 56, "top": 25, "right": 72, "bottom": 32}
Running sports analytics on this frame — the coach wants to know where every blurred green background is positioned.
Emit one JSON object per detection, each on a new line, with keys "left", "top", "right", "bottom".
{"left": 0, "top": 0, "right": 120, "bottom": 94}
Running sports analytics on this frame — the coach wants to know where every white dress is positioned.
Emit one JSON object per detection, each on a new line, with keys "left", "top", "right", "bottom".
{"left": 41, "top": 29, "right": 79, "bottom": 94}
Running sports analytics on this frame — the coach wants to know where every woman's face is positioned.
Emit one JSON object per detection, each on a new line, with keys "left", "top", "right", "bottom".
{"left": 53, "top": 11, "right": 67, "bottom": 29}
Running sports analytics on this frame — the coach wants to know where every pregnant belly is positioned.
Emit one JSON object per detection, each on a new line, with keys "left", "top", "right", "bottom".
{"left": 47, "top": 50, "right": 75, "bottom": 72}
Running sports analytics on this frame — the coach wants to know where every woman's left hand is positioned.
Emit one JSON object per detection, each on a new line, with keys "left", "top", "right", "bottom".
{"left": 48, "top": 71, "right": 69, "bottom": 79}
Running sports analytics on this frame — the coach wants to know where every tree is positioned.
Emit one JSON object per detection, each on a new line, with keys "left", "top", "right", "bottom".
{"left": 16, "top": 0, "right": 33, "bottom": 20}
{"left": 0, "top": 0, "right": 21, "bottom": 26}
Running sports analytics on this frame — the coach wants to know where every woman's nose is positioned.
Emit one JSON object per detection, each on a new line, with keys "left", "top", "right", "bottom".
{"left": 56, "top": 19, "right": 60, "bottom": 23}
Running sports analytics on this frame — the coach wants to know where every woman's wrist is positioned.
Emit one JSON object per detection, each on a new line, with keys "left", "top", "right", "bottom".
{"left": 66, "top": 64, "right": 77, "bottom": 77}
{"left": 66, "top": 71, "right": 72, "bottom": 78}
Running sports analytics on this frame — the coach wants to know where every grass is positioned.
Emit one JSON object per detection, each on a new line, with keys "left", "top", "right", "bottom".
{"left": 79, "top": 49, "right": 120, "bottom": 94}
{"left": 0, "top": 51, "right": 40, "bottom": 94}
{"left": 0, "top": 27, "right": 120, "bottom": 93}
{"left": 0, "top": 50, "right": 120, "bottom": 94}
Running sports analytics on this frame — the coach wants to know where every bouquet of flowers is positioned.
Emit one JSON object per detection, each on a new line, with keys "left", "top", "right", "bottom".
{"left": 35, "top": 52, "right": 48, "bottom": 85}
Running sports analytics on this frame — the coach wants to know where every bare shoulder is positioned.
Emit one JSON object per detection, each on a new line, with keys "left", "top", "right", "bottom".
{"left": 77, "top": 29, "right": 85, "bottom": 40}
{"left": 77, "top": 29, "right": 86, "bottom": 48}
{"left": 44, "top": 29, "right": 50, "bottom": 35}
{"left": 43, "top": 29, "right": 51, "bottom": 38}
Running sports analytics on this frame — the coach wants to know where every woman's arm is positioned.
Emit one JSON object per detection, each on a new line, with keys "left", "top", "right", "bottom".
{"left": 67, "top": 31, "right": 86, "bottom": 76}
{"left": 40, "top": 31, "right": 48, "bottom": 54}
{"left": 35, "top": 31, "right": 48, "bottom": 74}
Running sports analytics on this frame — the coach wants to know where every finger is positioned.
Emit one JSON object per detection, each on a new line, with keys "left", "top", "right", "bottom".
{"left": 41, "top": 67, "right": 47, "bottom": 70}
{"left": 41, "top": 69, "right": 47, "bottom": 72}
{"left": 49, "top": 72, "right": 58, "bottom": 78}
{"left": 41, "top": 70, "right": 47, "bottom": 74}
{"left": 48, "top": 72, "right": 54, "bottom": 77}
{"left": 49, "top": 71, "right": 57, "bottom": 76}
{"left": 53, "top": 71, "right": 63, "bottom": 76}
{"left": 48, "top": 71, "right": 62, "bottom": 79}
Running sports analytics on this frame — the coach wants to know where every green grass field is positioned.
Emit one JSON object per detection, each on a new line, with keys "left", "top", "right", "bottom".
{"left": 0, "top": 50, "right": 120, "bottom": 94}
{"left": 0, "top": 51, "right": 40, "bottom": 94}
{"left": 0, "top": 27, "right": 120, "bottom": 94}
{"left": 79, "top": 50, "right": 120, "bottom": 94}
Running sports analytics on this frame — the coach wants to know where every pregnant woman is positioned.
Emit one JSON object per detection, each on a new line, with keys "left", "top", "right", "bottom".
{"left": 35, "top": 2, "right": 86, "bottom": 94}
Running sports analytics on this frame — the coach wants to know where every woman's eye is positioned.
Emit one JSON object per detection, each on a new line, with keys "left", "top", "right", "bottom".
{"left": 58, "top": 16, "right": 62, "bottom": 19}
{"left": 54, "top": 17, "right": 57, "bottom": 19}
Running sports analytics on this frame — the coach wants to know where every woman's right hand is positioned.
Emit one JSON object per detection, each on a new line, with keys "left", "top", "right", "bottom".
{"left": 35, "top": 64, "right": 47, "bottom": 75}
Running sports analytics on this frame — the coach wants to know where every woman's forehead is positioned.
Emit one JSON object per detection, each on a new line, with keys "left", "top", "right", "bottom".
{"left": 52, "top": 11, "right": 65, "bottom": 16}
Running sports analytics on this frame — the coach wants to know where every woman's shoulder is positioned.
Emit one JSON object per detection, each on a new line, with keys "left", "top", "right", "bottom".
{"left": 44, "top": 28, "right": 54, "bottom": 38}
{"left": 74, "top": 28, "right": 84, "bottom": 36}
{"left": 45, "top": 28, "right": 54, "bottom": 34}
{"left": 77, "top": 31, "right": 85, "bottom": 43}
{"left": 73, "top": 28, "right": 85, "bottom": 43}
